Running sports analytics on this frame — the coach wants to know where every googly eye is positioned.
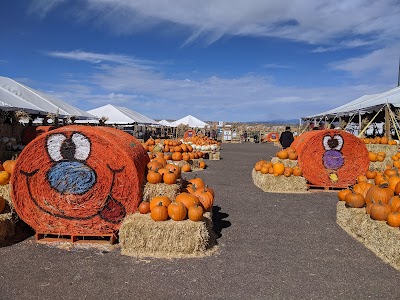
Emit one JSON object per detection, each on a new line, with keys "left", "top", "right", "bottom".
{"left": 71, "top": 133, "right": 91, "bottom": 161}
{"left": 47, "top": 134, "right": 67, "bottom": 162}
{"left": 323, "top": 135, "right": 344, "bottom": 151}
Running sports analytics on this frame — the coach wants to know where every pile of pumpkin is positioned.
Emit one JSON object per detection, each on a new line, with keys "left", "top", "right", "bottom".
{"left": 147, "top": 153, "right": 206, "bottom": 179}
{"left": 362, "top": 137, "right": 397, "bottom": 145}
{"left": 137, "top": 177, "right": 214, "bottom": 222}
{"left": 275, "top": 147, "right": 298, "bottom": 160}
{"left": 368, "top": 151, "right": 390, "bottom": 162}
{"left": 338, "top": 169, "right": 400, "bottom": 227}
{"left": 254, "top": 160, "right": 303, "bottom": 177}
{"left": 0, "top": 160, "right": 16, "bottom": 186}
{"left": 142, "top": 138, "right": 207, "bottom": 165}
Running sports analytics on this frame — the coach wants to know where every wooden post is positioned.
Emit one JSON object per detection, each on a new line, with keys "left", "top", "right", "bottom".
{"left": 385, "top": 105, "right": 391, "bottom": 138}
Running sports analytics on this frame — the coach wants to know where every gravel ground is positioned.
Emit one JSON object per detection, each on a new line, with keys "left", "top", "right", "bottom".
{"left": 0, "top": 142, "right": 399, "bottom": 300}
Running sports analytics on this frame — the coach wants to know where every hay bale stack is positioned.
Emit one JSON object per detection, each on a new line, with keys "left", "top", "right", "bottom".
{"left": 252, "top": 169, "right": 308, "bottom": 193}
{"left": 271, "top": 157, "right": 298, "bottom": 168}
{"left": 119, "top": 212, "right": 216, "bottom": 258}
{"left": 168, "top": 158, "right": 204, "bottom": 170}
{"left": 209, "top": 152, "right": 220, "bottom": 160}
{"left": 0, "top": 185, "right": 15, "bottom": 244}
{"left": 336, "top": 201, "right": 400, "bottom": 271}
{"left": 142, "top": 181, "right": 182, "bottom": 202}
{"left": 366, "top": 144, "right": 398, "bottom": 170}
{"left": 11, "top": 126, "right": 149, "bottom": 235}
{"left": 293, "top": 130, "right": 369, "bottom": 187}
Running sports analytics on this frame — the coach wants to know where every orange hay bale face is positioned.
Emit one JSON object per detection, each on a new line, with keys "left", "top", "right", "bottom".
{"left": 11, "top": 126, "right": 149, "bottom": 235}
{"left": 297, "top": 130, "right": 369, "bottom": 186}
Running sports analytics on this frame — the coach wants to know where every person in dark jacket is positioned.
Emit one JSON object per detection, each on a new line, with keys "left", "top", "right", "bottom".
{"left": 279, "top": 126, "right": 294, "bottom": 149}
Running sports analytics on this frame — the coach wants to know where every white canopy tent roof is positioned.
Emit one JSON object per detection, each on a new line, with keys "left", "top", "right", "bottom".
{"left": 305, "top": 86, "right": 400, "bottom": 119}
{"left": 170, "top": 115, "right": 209, "bottom": 128}
{"left": 86, "top": 104, "right": 157, "bottom": 125}
{"left": 157, "top": 119, "right": 174, "bottom": 127}
{"left": 0, "top": 76, "right": 94, "bottom": 119}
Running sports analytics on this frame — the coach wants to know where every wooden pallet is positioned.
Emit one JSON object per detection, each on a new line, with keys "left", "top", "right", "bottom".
{"left": 307, "top": 184, "right": 349, "bottom": 191}
{"left": 35, "top": 232, "right": 117, "bottom": 245}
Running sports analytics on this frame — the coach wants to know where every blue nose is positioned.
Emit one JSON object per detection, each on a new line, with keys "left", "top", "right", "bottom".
{"left": 48, "top": 161, "right": 96, "bottom": 195}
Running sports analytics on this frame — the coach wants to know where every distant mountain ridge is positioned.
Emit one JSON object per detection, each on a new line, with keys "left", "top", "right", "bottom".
{"left": 246, "top": 119, "right": 299, "bottom": 125}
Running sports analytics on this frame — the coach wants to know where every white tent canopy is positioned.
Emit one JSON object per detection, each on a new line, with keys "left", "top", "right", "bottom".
{"left": 0, "top": 76, "right": 94, "bottom": 119}
{"left": 305, "top": 86, "right": 400, "bottom": 119}
{"left": 157, "top": 119, "right": 174, "bottom": 127}
{"left": 170, "top": 115, "right": 209, "bottom": 128}
{"left": 87, "top": 104, "right": 157, "bottom": 125}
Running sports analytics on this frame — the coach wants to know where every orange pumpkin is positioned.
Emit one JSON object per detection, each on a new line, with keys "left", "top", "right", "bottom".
{"left": 273, "top": 163, "right": 285, "bottom": 176}
{"left": 172, "top": 152, "right": 183, "bottom": 161}
{"left": 175, "top": 192, "right": 200, "bottom": 209}
{"left": 150, "top": 202, "right": 169, "bottom": 221}
{"left": 188, "top": 177, "right": 205, "bottom": 189}
{"left": 138, "top": 201, "right": 150, "bottom": 214}
{"left": 163, "top": 170, "right": 178, "bottom": 184}
{"left": 365, "top": 184, "right": 394, "bottom": 205}
{"left": 167, "top": 201, "right": 187, "bottom": 221}
{"left": 389, "top": 196, "right": 400, "bottom": 212}
{"left": 276, "top": 150, "right": 288, "bottom": 159}
{"left": 193, "top": 188, "right": 214, "bottom": 211}
{"left": 182, "top": 164, "right": 192, "bottom": 172}
{"left": 365, "top": 170, "right": 377, "bottom": 179}
{"left": 147, "top": 170, "right": 162, "bottom": 184}
{"left": 387, "top": 212, "right": 400, "bottom": 227}
{"left": 353, "top": 182, "right": 373, "bottom": 198}
{"left": 199, "top": 161, "right": 206, "bottom": 169}
{"left": 338, "top": 189, "right": 351, "bottom": 201}
{"left": 150, "top": 196, "right": 172, "bottom": 211}
{"left": 370, "top": 201, "right": 392, "bottom": 221}
{"left": 2, "top": 160, "right": 16, "bottom": 174}
{"left": 345, "top": 191, "right": 365, "bottom": 208}
{"left": 188, "top": 204, "right": 204, "bottom": 222}
{"left": 0, "top": 171, "right": 11, "bottom": 186}
{"left": 368, "top": 152, "right": 377, "bottom": 162}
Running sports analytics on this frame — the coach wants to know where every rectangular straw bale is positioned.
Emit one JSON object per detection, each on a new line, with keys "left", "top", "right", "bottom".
{"left": 252, "top": 169, "right": 308, "bottom": 193}
{"left": 119, "top": 212, "right": 216, "bottom": 258}
{"left": 336, "top": 201, "right": 400, "bottom": 271}
{"left": 366, "top": 144, "right": 398, "bottom": 169}
{"left": 0, "top": 185, "right": 15, "bottom": 243}
{"left": 142, "top": 181, "right": 181, "bottom": 202}
{"left": 271, "top": 157, "right": 298, "bottom": 168}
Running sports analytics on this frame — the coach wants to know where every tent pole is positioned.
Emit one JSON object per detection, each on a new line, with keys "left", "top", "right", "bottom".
{"left": 358, "top": 110, "right": 362, "bottom": 135}
{"left": 385, "top": 104, "right": 391, "bottom": 139}
{"left": 387, "top": 103, "right": 400, "bottom": 141}
{"left": 358, "top": 107, "right": 384, "bottom": 137}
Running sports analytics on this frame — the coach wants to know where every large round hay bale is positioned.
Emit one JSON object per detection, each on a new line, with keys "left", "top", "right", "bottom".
{"left": 294, "top": 129, "right": 369, "bottom": 187}
{"left": 11, "top": 125, "right": 149, "bottom": 235}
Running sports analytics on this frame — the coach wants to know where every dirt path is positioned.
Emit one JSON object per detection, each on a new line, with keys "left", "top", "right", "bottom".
{"left": 0, "top": 142, "right": 399, "bottom": 299}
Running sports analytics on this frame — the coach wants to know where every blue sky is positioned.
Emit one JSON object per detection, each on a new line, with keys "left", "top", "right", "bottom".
{"left": 1, "top": 0, "right": 400, "bottom": 122}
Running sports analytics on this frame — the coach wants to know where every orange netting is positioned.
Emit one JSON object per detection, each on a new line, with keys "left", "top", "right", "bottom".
{"left": 264, "top": 132, "right": 280, "bottom": 142}
{"left": 294, "top": 129, "right": 369, "bottom": 187}
{"left": 11, "top": 125, "right": 149, "bottom": 235}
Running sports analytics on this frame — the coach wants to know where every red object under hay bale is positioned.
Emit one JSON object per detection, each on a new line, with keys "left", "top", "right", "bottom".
{"left": 11, "top": 125, "right": 149, "bottom": 235}
{"left": 184, "top": 130, "right": 196, "bottom": 139}
{"left": 293, "top": 129, "right": 369, "bottom": 187}
{"left": 265, "top": 132, "right": 280, "bottom": 142}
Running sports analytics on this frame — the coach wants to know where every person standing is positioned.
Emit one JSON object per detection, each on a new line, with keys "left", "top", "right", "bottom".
{"left": 279, "top": 126, "right": 294, "bottom": 149}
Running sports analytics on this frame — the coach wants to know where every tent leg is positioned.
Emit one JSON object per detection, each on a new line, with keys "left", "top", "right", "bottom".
{"left": 385, "top": 106, "right": 391, "bottom": 138}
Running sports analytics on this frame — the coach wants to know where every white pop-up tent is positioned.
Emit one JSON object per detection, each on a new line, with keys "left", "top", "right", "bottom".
{"left": 0, "top": 76, "right": 94, "bottom": 119}
{"left": 304, "top": 86, "right": 400, "bottom": 119}
{"left": 87, "top": 104, "right": 157, "bottom": 125}
{"left": 170, "top": 115, "right": 209, "bottom": 128}
{"left": 157, "top": 119, "right": 174, "bottom": 127}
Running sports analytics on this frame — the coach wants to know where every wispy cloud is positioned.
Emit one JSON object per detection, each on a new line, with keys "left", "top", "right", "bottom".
{"left": 29, "top": 0, "right": 400, "bottom": 48}
{"left": 42, "top": 58, "right": 393, "bottom": 121}
{"left": 263, "top": 64, "right": 291, "bottom": 69}
{"left": 28, "top": 0, "right": 66, "bottom": 19}
{"left": 46, "top": 50, "right": 155, "bottom": 67}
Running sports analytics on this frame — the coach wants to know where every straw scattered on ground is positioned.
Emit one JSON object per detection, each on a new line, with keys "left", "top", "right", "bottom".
{"left": 336, "top": 201, "right": 400, "bottom": 271}
{"left": 167, "top": 159, "right": 204, "bottom": 170}
{"left": 119, "top": 212, "right": 218, "bottom": 258}
{"left": 252, "top": 169, "right": 308, "bottom": 193}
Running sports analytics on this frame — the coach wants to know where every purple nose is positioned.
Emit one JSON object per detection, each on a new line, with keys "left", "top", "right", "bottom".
{"left": 323, "top": 150, "right": 344, "bottom": 170}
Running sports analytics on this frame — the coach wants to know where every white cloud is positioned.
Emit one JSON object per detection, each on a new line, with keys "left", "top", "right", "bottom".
{"left": 43, "top": 59, "right": 393, "bottom": 121}
{"left": 46, "top": 50, "right": 155, "bottom": 67}
{"left": 330, "top": 43, "right": 400, "bottom": 82}
{"left": 29, "top": 0, "right": 400, "bottom": 47}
